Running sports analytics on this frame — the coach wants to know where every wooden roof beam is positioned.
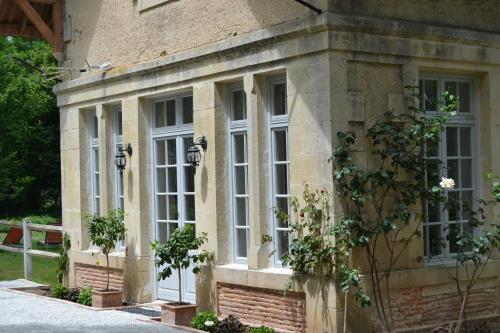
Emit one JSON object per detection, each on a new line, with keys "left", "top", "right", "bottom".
{"left": 15, "top": 0, "right": 55, "bottom": 45}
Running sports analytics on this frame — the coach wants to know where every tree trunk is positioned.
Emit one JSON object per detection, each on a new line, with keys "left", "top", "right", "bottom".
{"left": 178, "top": 268, "right": 182, "bottom": 304}
{"left": 106, "top": 253, "right": 110, "bottom": 291}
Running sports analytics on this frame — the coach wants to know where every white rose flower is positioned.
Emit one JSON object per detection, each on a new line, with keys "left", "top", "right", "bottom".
{"left": 439, "top": 177, "right": 455, "bottom": 190}
{"left": 204, "top": 320, "right": 215, "bottom": 327}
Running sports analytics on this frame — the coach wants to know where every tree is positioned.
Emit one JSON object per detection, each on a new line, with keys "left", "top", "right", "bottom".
{"left": 0, "top": 37, "right": 60, "bottom": 216}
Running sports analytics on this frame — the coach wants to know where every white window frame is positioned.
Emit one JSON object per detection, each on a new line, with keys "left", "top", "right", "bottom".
{"left": 90, "top": 112, "right": 100, "bottom": 215}
{"left": 421, "top": 74, "right": 478, "bottom": 259}
{"left": 228, "top": 83, "right": 250, "bottom": 264}
{"left": 268, "top": 75, "right": 291, "bottom": 266}
{"left": 113, "top": 105, "right": 126, "bottom": 252}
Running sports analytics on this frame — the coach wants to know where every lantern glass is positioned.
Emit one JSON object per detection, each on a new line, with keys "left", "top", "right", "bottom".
{"left": 115, "top": 148, "right": 127, "bottom": 171}
{"left": 187, "top": 145, "right": 201, "bottom": 165}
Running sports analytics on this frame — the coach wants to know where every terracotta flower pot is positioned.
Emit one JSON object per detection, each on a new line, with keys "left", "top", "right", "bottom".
{"left": 161, "top": 303, "right": 197, "bottom": 326}
{"left": 92, "top": 289, "right": 123, "bottom": 308}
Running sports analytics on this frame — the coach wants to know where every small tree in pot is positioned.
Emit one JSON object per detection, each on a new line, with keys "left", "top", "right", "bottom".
{"left": 152, "top": 224, "right": 210, "bottom": 326}
{"left": 87, "top": 209, "right": 126, "bottom": 308}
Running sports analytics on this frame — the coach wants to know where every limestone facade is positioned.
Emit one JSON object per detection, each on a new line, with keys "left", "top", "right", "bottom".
{"left": 57, "top": 1, "right": 500, "bottom": 332}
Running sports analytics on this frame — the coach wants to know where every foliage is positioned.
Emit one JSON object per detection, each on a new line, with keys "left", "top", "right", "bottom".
{"left": 152, "top": 224, "right": 210, "bottom": 304}
{"left": 215, "top": 315, "right": 246, "bottom": 333}
{"left": 66, "top": 288, "right": 80, "bottom": 303}
{"left": 0, "top": 37, "right": 60, "bottom": 217}
{"left": 191, "top": 311, "right": 219, "bottom": 332}
{"left": 77, "top": 287, "right": 92, "bottom": 306}
{"left": 87, "top": 209, "right": 126, "bottom": 291}
{"left": 330, "top": 87, "right": 457, "bottom": 332}
{"left": 249, "top": 326, "right": 276, "bottom": 333}
{"left": 51, "top": 283, "right": 69, "bottom": 299}
{"left": 281, "top": 185, "right": 369, "bottom": 307}
{"left": 56, "top": 233, "right": 71, "bottom": 283}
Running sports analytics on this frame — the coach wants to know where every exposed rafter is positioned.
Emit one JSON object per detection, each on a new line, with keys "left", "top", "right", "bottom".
{"left": 293, "top": 0, "right": 322, "bottom": 14}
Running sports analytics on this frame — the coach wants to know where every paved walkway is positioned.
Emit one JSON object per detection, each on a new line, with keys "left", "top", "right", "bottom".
{"left": 0, "top": 280, "right": 191, "bottom": 333}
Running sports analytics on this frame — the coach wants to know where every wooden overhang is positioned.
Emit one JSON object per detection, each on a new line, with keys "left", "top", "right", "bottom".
{"left": 0, "top": 0, "right": 63, "bottom": 57}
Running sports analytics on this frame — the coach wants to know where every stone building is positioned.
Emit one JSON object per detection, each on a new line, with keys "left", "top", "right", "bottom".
{"left": 52, "top": 0, "right": 500, "bottom": 332}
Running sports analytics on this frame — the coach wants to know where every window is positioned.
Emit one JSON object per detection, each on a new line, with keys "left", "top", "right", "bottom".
{"left": 229, "top": 84, "right": 249, "bottom": 262}
{"left": 114, "top": 106, "right": 124, "bottom": 211}
{"left": 154, "top": 95, "right": 193, "bottom": 130}
{"left": 420, "top": 76, "right": 475, "bottom": 258}
{"left": 90, "top": 112, "right": 100, "bottom": 215}
{"left": 269, "top": 76, "right": 290, "bottom": 264}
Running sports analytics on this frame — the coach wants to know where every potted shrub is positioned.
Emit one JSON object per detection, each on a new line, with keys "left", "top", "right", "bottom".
{"left": 152, "top": 224, "right": 210, "bottom": 326}
{"left": 87, "top": 209, "right": 126, "bottom": 308}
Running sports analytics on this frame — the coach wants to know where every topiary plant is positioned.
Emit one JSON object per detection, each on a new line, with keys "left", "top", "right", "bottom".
{"left": 191, "top": 311, "right": 219, "bottom": 332}
{"left": 87, "top": 209, "right": 126, "bottom": 291}
{"left": 151, "top": 224, "right": 210, "bottom": 304}
{"left": 56, "top": 233, "right": 71, "bottom": 284}
{"left": 77, "top": 287, "right": 92, "bottom": 306}
{"left": 215, "top": 315, "right": 246, "bottom": 333}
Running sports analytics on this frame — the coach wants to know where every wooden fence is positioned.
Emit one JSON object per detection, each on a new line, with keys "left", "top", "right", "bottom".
{"left": 0, "top": 218, "right": 61, "bottom": 280}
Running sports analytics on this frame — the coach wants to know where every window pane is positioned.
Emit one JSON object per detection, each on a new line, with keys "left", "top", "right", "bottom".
{"left": 274, "top": 130, "right": 287, "bottom": 161}
{"left": 158, "top": 222, "right": 169, "bottom": 244}
{"left": 167, "top": 167, "right": 177, "bottom": 192}
{"left": 445, "top": 81, "right": 458, "bottom": 106}
{"left": 168, "top": 195, "right": 178, "bottom": 220}
{"left": 448, "top": 191, "right": 459, "bottom": 222}
{"left": 185, "top": 195, "right": 195, "bottom": 221}
{"left": 94, "top": 199, "right": 100, "bottom": 215}
{"left": 458, "top": 82, "right": 471, "bottom": 113}
{"left": 275, "top": 197, "right": 289, "bottom": 228}
{"left": 427, "top": 159, "right": 440, "bottom": 188}
{"left": 236, "top": 229, "right": 247, "bottom": 258}
{"left": 155, "top": 102, "right": 165, "bottom": 128}
{"left": 235, "top": 197, "right": 247, "bottom": 226}
{"left": 184, "top": 166, "right": 195, "bottom": 193}
{"left": 157, "top": 195, "right": 167, "bottom": 220}
{"left": 447, "top": 159, "right": 458, "bottom": 185}
{"left": 116, "top": 110, "right": 122, "bottom": 136}
{"left": 424, "top": 80, "right": 438, "bottom": 111}
{"left": 460, "top": 127, "right": 471, "bottom": 157}
{"left": 92, "top": 115, "right": 99, "bottom": 139}
{"left": 182, "top": 96, "right": 193, "bottom": 124}
{"left": 183, "top": 137, "right": 194, "bottom": 164}
{"left": 231, "top": 90, "right": 246, "bottom": 121}
{"left": 461, "top": 190, "right": 473, "bottom": 220}
{"left": 448, "top": 223, "right": 459, "bottom": 253}
{"left": 426, "top": 140, "right": 439, "bottom": 158}
{"left": 233, "top": 134, "right": 246, "bottom": 163}
{"left": 273, "top": 82, "right": 287, "bottom": 116}
{"left": 461, "top": 159, "right": 472, "bottom": 188}
{"left": 94, "top": 174, "right": 100, "bottom": 196}
{"left": 166, "top": 99, "right": 176, "bottom": 126}
{"left": 275, "top": 164, "right": 288, "bottom": 195}
{"left": 446, "top": 127, "right": 458, "bottom": 156}
{"left": 156, "top": 168, "right": 166, "bottom": 193}
{"left": 156, "top": 140, "right": 166, "bottom": 165}
{"left": 428, "top": 201, "right": 440, "bottom": 223}
{"left": 276, "top": 230, "right": 290, "bottom": 260}
{"left": 428, "top": 225, "right": 442, "bottom": 256}
{"left": 234, "top": 166, "right": 246, "bottom": 194}
{"left": 93, "top": 149, "right": 100, "bottom": 171}
{"left": 167, "top": 139, "right": 176, "bottom": 165}
{"left": 168, "top": 223, "right": 178, "bottom": 239}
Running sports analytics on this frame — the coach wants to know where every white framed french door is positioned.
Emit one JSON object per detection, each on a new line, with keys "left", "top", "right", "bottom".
{"left": 152, "top": 92, "right": 196, "bottom": 303}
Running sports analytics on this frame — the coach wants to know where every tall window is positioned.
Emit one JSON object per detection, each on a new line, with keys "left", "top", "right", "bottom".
{"left": 421, "top": 76, "right": 475, "bottom": 258}
{"left": 114, "top": 105, "right": 124, "bottom": 211}
{"left": 229, "top": 84, "right": 249, "bottom": 262}
{"left": 90, "top": 112, "right": 100, "bottom": 215}
{"left": 269, "top": 76, "right": 290, "bottom": 264}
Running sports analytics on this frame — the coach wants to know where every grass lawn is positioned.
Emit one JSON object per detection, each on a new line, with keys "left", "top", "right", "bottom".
{"left": 0, "top": 215, "right": 61, "bottom": 287}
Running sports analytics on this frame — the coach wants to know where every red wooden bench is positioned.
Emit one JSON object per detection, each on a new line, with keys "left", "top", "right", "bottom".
{"left": 2, "top": 227, "right": 23, "bottom": 245}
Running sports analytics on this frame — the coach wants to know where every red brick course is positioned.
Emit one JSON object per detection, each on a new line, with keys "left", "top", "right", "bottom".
{"left": 74, "top": 263, "right": 124, "bottom": 291}
{"left": 217, "top": 283, "right": 306, "bottom": 333}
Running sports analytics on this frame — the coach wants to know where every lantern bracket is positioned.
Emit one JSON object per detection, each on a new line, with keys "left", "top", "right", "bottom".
{"left": 194, "top": 136, "right": 208, "bottom": 151}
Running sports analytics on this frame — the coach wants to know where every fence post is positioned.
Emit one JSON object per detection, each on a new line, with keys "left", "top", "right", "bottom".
{"left": 23, "top": 218, "right": 32, "bottom": 280}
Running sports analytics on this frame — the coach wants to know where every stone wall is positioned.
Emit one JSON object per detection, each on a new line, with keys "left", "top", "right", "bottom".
{"left": 74, "top": 263, "right": 124, "bottom": 291}
{"left": 217, "top": 283, "right": 307, "bottom": 333}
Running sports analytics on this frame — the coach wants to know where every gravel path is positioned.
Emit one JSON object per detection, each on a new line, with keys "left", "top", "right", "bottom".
{"left": 0, "top": 281, "right": 191, "bottom": 333}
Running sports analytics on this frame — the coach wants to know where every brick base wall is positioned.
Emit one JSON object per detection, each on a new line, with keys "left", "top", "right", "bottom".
{"left": 75, "top": 263, "right": 124, "bottom": 291}
{"left": 217, "top": 283, "right": 306, "bottom": 333}
{"left": 392, "top": 287, "right": 497, "bottom": 330}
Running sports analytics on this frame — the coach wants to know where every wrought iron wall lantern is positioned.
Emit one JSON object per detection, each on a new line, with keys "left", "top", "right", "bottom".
{"left": 115, "top": 143, "right": 132, "bottom": 172}
{"left": 186, "top": 136, "right": 208, "bottom": 174}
